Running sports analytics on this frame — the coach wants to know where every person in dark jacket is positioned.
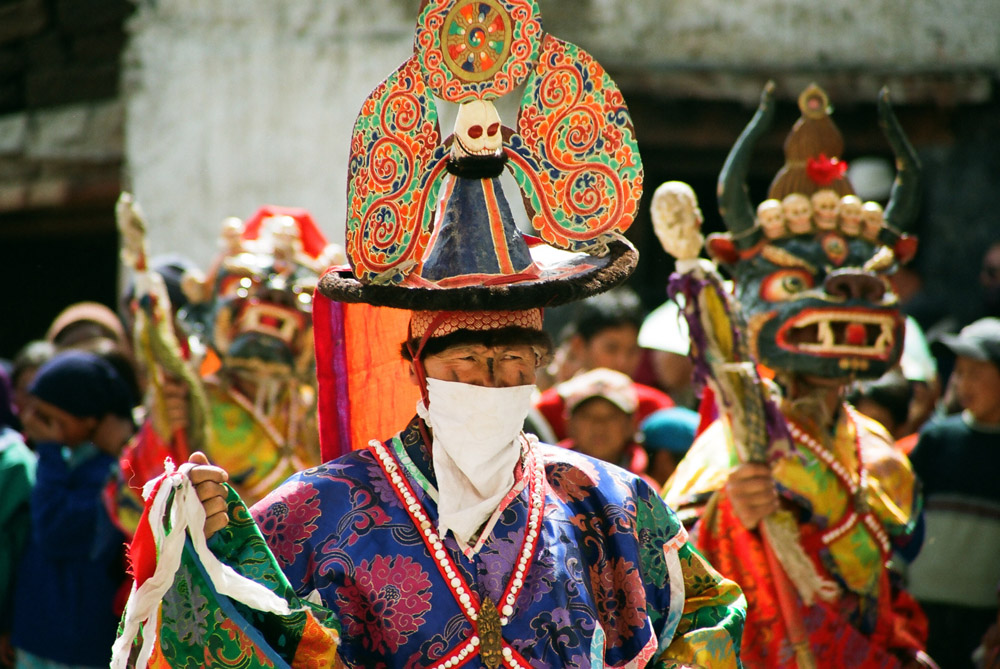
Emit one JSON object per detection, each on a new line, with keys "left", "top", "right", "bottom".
{"left": 908, "top": 318, "right": 1000, "bottom": 669}
{"left": 11, "top": 351, "right": 136, "bottom": 669}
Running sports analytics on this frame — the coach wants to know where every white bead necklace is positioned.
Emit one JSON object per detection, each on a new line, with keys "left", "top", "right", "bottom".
{"left": 369, "top": 435, "right": 544, "bottom": 669}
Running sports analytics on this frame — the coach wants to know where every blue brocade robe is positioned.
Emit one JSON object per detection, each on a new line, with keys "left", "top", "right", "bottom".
{"left": 227, "top": 416, "right": 745, "bottom": 668}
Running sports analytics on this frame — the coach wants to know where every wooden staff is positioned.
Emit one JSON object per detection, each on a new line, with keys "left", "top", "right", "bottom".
{"left": 116, "top": 192, "right": 210, "bottom": 458}
{"left": 652, "top": 181, "right": 839, "bottom": 668}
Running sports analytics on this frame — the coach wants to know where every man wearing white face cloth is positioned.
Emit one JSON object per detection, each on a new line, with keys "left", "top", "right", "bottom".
{"left": 406, "top": 313, "right": 543, "bottom": 548}
{"left": 181, "top": 306, "right": 746, "bottom": 667}
{"left": 130, "top": 2, "right": 746, "bottom": 666}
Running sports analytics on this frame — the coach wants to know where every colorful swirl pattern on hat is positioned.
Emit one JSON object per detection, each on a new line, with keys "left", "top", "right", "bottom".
{"left": 346, "top": 58, "right": 449, "bottom": 282}
{"left": 344, "top": 0, "right": 642, "bottom": 287}
{"left": 509, "top": 36, "right": 642, "bottom": 250}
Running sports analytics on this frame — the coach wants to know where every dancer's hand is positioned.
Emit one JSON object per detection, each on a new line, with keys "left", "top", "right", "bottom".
{"left": 726, "top": 462, "right": 779, "bottom": 529}
{"left": 187, "top": 451, "right": 230, "bottom": 538}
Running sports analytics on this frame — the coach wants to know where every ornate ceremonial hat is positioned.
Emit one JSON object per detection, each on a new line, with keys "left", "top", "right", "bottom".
{"left": 318, "top": 0, "right": 643, "bottom": 311}
{"left": 712, "top": 83, "right": 919, "bottom": 262}
{"left": 240, "top": 205, "right": 334, "bottom": 268}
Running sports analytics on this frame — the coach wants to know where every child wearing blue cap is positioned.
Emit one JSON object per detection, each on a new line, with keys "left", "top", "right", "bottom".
{"left": 11, "top": 350, "right": 137, "bottom": 669}
{"left": 640, "top": 406, "right": 699, "bottom": 488}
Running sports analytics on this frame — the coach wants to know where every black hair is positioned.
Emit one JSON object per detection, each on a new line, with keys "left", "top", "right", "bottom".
{"left": 120, "top": 254, "right": 197, "bottom": 324}
{"left": 98, "top": 350, "right": 142, "bottom": 417}
{"left": 561, "top": 287, "right": 644, "bottom": 342}
{"left": 847, "top": 369, "right": 913, "bottom": 429}
{"left": 400, "top": 326, "right": 553, "bottom": 363}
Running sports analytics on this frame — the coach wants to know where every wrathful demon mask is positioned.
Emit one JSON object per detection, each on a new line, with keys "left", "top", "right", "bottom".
{"left": 183, "top": 207, "right": 342, "bottom": 380}
{"left": 707, "top": 83, "right": 920, "bottom": 380}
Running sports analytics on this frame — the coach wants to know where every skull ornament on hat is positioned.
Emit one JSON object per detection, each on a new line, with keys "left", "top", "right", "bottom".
{"left": 713, "top": 84, "right": 919, "bottom": 254}
{"left": 319, "top": 0, "right": 643, "bottom": 319}
{"left": 453, "top": 100, "right": 503, "bottom": 159}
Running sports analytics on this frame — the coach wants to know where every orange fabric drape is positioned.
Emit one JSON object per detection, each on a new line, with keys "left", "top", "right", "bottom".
{"left": 314, "top": 288, "right": 418, "bottom": 461}
{"left": 344, "top": 303, "right": 418, "bottom": 451}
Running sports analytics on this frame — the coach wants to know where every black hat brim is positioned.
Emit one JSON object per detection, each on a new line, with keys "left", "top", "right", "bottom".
{"left": 318, "top": 238, "right": 637, "bottom": 311}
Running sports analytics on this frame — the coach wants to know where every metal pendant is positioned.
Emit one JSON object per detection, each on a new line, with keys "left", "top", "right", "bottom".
{"left": 478, "top": 595, "right": 504, "bottom": 669}
{"left": 854, "top": 482, "right": 869, "bottom": 515}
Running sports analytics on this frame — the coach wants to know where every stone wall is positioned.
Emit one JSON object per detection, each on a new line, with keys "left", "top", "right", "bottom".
{"left": 0, "top": 0, "right": 132, "bottom": 213}
{"left": 544, "top": 0, "right": 999, "bottom": 104}
{"left": 0, "top": 99, "right": 123, "bottom": 211}
{"left": 0, "top": 0, "right": 134, "bottom": 358}
{"left": 0, "top": 0, "right": 130, "bottom": 112}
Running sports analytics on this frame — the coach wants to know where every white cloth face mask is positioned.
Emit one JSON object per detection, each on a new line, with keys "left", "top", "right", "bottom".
{"left": 416, "top": 378, "right": 536, "bottom": 546}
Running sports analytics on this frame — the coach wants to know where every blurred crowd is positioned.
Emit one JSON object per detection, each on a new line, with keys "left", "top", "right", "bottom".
{"left": 1, "top": 240, "right": 999, "bottom": 668}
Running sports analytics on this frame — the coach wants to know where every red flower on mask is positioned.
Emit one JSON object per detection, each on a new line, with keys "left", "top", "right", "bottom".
{"left": 806, "top": 153, "right": 848, "bottom": 186}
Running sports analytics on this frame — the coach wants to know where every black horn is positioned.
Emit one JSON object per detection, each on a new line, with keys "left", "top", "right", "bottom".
{"left": 717, "top": 81, "right": 777, "bottom": 246}
{"left": 878, "top": 87, "right": 921, "bottom": 234}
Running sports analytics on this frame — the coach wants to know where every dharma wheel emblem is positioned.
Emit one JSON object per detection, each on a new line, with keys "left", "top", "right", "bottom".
{"left": 416, "top": 0, "right": 542, "bottom": 102}
{"left": 442, "top": 0, "right": 512, "bottom": 81}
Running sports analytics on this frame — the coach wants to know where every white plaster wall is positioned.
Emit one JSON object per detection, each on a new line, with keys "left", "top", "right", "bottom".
{"left": 550, "top": 0, "right": 999, "bottom": 69}
{"left": 543, "top": 0, "right": 1000, "bottom": 104}
{"left": 123, "top": 0, "right": 417, "bottom": 266}
{"left": 123, "top": 0, "right": 1000, "bottom": 265}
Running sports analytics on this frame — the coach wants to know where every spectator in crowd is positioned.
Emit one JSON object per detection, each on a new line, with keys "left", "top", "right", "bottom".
{"left": 8, "top": 341, "right": 55, "bottom": 429}
{"left": 978, "top": 241, "right": 1000, "bottom": 321}
{"left": 907, "top": 317, "right": 1000, "bottom": 668}
{"left": 528, "top": 287, "right": 673, "bottom": 443}
{"left": 925, "top": 241, "right": 1000, "bottom": 407}
{"left": 557, "top": 368, "right": 652, "bottom": 483}
{"left": 636, "top": 297, "right": 697, "bottom": 410}
{"left": 847, "top": 368, "right": 913, "bottom": 442}
{"left": 11, "top": 350, "right": 137, "bottom": 669}
{"left": 0, "top": 369, "right": 34, "bottom": 669}
{"left": 40, "top": 302, "right": 142, "bottom": 426}
{"left": 898, "top": 316, "right": 941, "bottom": 442}
{"left": 562, "top": 287, "right": 646, "bottom": 377}
{"left": 44, "top": 301, "right": 130, "bottom": 354}
{"left": 640, "top": 406, "right": 699, "bottom": 488}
